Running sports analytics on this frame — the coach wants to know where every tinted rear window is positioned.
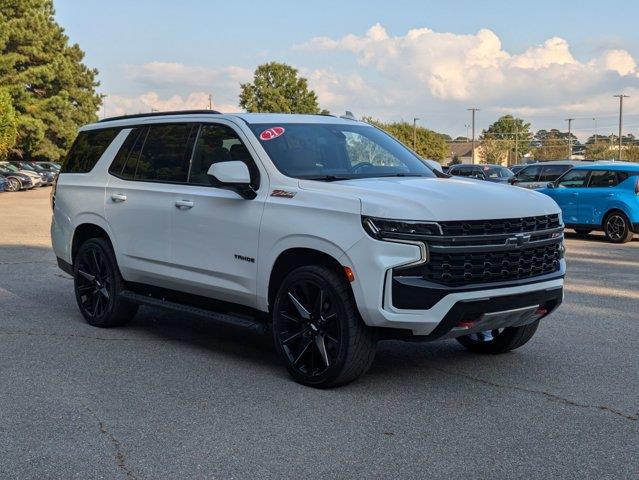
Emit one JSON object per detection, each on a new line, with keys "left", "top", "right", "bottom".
{"left": 134, "top": 124, "right": 197, "bottom": 183}
{"left": 108, "top": 127, "right": 146, "bottom": 179}
{"left": 61, "top": 128, "right": 120, "bottom": 173}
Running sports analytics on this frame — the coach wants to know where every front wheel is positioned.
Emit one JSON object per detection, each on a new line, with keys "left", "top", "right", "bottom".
{"left": 456, "top": 320, "right": 540, "bottom": 354}
{"left": 272, "top": 265, "right": 377, "bottom": 388}
{"left": 603, "top": 212, "right": 634, "bottom": 243}
{"left": 6, "top": 177, "right": 21, "bottom": 192}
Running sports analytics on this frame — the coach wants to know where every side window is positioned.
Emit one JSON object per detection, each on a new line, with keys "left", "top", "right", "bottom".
{"left": 539, "top": 165, "right": 569, "bottom": 182}
{"left": 108, "top": 127, "right": 145, "bottom": 179}
{"left": 516, "top": 166, "right": 541, "bottom": 182}
{"left": 61, "top": 128, "right": 121, "bottom": 173}
{"left": 557, "top": 169, "right": 588, "bottom": 188}
{"left": 453, "top": 166, "right": 472, "bottom": 177}
{"left": 588, "top": 170, "right": 618, "bottom": 188}
{"left": 135, "top": 124, "right": 197, "bottom": 183}
{"left": 189, "top": 123, "right": 257, "bottom": 186}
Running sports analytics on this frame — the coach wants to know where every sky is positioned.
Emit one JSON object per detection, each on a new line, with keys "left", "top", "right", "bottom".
{"left": 55, "top": 0, "right": 639, "bottom": 140}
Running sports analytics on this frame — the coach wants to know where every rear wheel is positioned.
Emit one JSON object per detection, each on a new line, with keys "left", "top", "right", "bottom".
{"left": 73, "top": 238, "right": 138, "bottom": 327}
{"left": 573, "top": 228, "right": 592, "bottom": 236}
{"left": 603, "top": 211, "right": 634, "bottom": 243}
{"left": 272, "top": 265, "right": 377, "bottom": 388}
{"left": 456, "top": 321, "right": 540, "bottom": 354}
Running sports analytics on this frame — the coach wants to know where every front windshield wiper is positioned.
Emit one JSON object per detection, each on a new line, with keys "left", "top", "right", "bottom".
{"left": 367, "top": 173, "right": 428, "bottom": 178}
{"left": 303, "top": 175, "right": 352, "bottom": 182}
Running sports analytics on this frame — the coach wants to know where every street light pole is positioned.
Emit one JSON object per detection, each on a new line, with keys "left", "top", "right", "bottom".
{"left": 592, "top": 117, "right": 597, "bottom": 145}
{"left": 565, "top": 118, "right": 574, "bottom": 158}
{"left": 614, "top": 94, "right": 629, "bottom": 160}
{"left": 468, "top": 108, "right": 479, "bottom": 163}
{"left": 413, "top": 117, "right": 419, "bottom": 151}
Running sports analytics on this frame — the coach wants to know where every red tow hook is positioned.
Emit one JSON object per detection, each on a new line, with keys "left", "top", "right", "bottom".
{"left": 535, "top": 307, "right": 548, "bottom": 316}
{"left": 457, "top": 320, "right": 475, "bottom": 329}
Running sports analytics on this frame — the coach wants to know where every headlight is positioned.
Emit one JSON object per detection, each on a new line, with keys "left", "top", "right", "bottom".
{"left": 362, "top": 216, "right": 441, "bottom": 240}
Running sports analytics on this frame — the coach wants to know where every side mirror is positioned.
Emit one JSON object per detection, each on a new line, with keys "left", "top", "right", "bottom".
{"left": 207, "top": 161, "right": 256, "bottom": 200}
{"left": 508, "top": 177, "right": 518, "bottom": 185}
{"left": 546, "top": 182, "right": 555, "bottom": 189}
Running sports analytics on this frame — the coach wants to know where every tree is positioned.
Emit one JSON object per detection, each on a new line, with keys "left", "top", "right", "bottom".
{"left": 0, "top": 0, "right": 101, "bottom": 161}
{"left": 239, "top": 62, "right": 321, "bottom": 114}
{"left": 585, "top": 142, "right": 613, "bottom": 160}
{"left": 0, "top": 89, "right": 17, "bottom": 159}
{"left": 624, "top": 145, "right": 639, "bottom": 162}
{"left": 362, "top": 117, "right": 448, "bottom": 162}
{"left": 480, "top": 115, "right": 533, "bottom": 164}
{"left": 533, "top": 130, "right": 570, "bottom": 160}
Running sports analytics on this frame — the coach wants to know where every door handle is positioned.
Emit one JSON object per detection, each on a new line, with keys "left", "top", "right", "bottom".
{"left": 111, "top": 194, "right": 127, "bottom": 203}
{"left": 175, "top": 200, "right": 194, "bottom": 209}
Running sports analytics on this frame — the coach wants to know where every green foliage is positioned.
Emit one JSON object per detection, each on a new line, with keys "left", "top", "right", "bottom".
{"left": 480, "top": 115, "right": 533, "bottom": 164}
{"left": 532, "top": 130, "right": 570, "bottom": 160}
{"left": 362, "top": 117, "right": 448, "bottom": 162}
{"left": 0, "top": 89, "right": 18, "bottom": 159}
{"left": 585, "top": 142, "right": 613, "bottom": 160}
{"left": 0, "top": 0, "right": 101, "bottom": 161}
{"left": 239, "top": 62, "right": 321, "bottom": 114}
{"left": 624, "top": 145, "right": 639, "bottom": 162}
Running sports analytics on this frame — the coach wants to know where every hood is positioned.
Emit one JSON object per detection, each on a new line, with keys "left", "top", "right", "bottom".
{"left": 300, "top": 176, "right": 560, "bottom": 221}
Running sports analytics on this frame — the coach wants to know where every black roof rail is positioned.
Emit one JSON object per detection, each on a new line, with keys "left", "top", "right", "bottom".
{"left": 97, "top": 109, "right": 222, "bottom": 123}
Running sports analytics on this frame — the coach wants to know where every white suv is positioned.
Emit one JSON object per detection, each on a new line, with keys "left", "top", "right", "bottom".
{"left": 52, "top": 111, "right": 565, "bottom": 387}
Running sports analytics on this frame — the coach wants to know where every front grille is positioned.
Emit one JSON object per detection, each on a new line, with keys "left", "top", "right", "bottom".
{"left": 420, "top": 243, "right": 561, "bottom": 286}
{"left": 392, "top": 214, "right": 564, "bottom": 288}
{"left": 439, "top": 214, "right": 560, "bottom": 236}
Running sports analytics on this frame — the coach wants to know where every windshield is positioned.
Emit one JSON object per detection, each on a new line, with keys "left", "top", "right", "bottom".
{"left": 1, "top": 163, "right": 19, "bottom": 173}
{"left": 249, "top": 123, "right": 436, "bottom": 180}
{"left": 483, "top": 166, "right": 514, "bottom": 178}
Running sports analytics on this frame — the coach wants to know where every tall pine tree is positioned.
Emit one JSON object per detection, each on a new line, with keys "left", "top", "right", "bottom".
{"left": 0, "top": 0, "right": 101, "bottom": 161}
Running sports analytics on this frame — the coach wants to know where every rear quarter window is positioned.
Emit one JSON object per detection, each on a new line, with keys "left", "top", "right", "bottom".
{"left": 61, "top": 128, "right": 121, "bottom": 173}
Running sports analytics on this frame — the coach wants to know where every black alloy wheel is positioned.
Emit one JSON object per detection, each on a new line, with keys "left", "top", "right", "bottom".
{"left": 275, "top": 278, "right": 341, "bottom": 378}
{"left": 75, "top": 243, "right": 114, "bottom": 320}
{"left": 272, "top": 265, "right": 377, "bottom": 388}
{"left": 604, "top": 212, "right": 634, "bottom": 243}
{"left": 73, "top": 238, "right": 137, "bottom": 327}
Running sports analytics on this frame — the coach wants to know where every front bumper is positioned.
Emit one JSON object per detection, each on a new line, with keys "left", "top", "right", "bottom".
{"left": 341, "top": 235, "right": 565, "bottom": 336}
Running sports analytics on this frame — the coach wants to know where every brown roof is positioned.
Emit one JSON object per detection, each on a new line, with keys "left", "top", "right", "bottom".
{"left": 448, "top": 142, "right": 474, "bottom": 158}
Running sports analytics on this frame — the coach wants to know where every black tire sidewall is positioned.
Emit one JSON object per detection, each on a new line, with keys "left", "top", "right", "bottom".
{"left": 272, "top": 267, "right": 360, "bottom": 387}
{"left": 73, "top": 238, "right": 119, "bottom": 327}
{"left": 604, "top": 212, "right": 633, "bottom": 243}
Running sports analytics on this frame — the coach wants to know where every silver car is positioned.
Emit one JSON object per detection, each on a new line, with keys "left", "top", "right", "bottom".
{"left": 509, "top": 161, "right": 583, "bottom": 189}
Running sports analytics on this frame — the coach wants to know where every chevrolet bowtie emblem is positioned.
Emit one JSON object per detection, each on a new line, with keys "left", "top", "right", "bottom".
{"left": 506, "top": 233, "right": 531, "bottom": 246}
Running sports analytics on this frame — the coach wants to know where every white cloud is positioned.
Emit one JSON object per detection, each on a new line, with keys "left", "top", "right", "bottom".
{"left": 125, "top": 62, "right": 251, "bottom": 88}
{"left": 105, "top": 91, "right": 238, "bottom": 117}
{"left": 294, "top": 24, "right": 639, "bottom": 118}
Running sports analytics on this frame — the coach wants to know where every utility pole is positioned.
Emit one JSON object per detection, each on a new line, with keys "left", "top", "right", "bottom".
{"left": 465, "top": 124, "right": 470, "bottom": 141}
{"left": 614, "top": 94, "right": 629, "bottom": 160}
{"left": 514, "top": 130, "right": 519, "bottom": 166}
{"left": 468, "top": 108, "right": 479, "bottom": 163}
{"left": 565, "top": 118, "right": 574, "bottom": 158}
{"left": 208, "top": 94, "right": 213, "bottom": 110}
{"left": 592, "top": 117, "right": 597, "bottom": 145}
{"left": 413, "top": 117, "right": 419, "bottom": 151}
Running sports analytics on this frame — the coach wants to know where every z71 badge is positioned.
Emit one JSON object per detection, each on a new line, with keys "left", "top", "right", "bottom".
{"left": 271, "top": 189, "right": 296, "bottom": 198}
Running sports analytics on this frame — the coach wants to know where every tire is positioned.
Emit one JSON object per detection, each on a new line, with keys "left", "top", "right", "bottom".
{"left": 5, "top": 177, "right": 20, "bottom": 192}
{"left": 603, "top": 211, "right": 634, "bottom": 243}
{"left": 272, "top": 265, "right": 377, "bottom": 388}
{"left": 456, "top": 320, "right": 540, "bottom": 354}
{"left": 73, "top": 237, "right": 138, "bottom": 327}
{"left": 573, "top": 228, "right": 592, "bottom": 236}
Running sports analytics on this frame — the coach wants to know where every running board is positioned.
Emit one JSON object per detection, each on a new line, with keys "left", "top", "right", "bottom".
{"left": 119, "top": 290, "right": 268, "bottom": 334}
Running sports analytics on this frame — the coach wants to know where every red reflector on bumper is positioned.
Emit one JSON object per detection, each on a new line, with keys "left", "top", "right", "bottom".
{"left": 457, "top": 321, "right": 475, "bottom": 329}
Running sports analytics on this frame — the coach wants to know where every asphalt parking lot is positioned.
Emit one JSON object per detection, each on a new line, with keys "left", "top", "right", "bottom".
{"left": 1, "top": 187, "right": 638, "bottom": 480}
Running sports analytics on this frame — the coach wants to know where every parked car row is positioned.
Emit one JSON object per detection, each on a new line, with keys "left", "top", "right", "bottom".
{"left": 0, "top": 161, "right": 60, "bottom": 192}
{"left": 446, "top": 160, "right": 639, "bottom": 243}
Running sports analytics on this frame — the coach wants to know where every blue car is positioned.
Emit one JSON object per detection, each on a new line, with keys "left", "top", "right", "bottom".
{"left": 538, "top": 164, "right": 639, "bottom": 243}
